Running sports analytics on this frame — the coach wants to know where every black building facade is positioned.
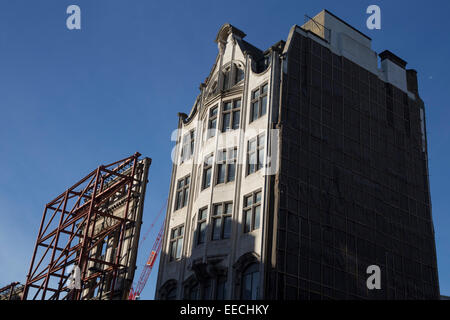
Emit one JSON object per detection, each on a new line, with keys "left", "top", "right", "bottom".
{"left": 265, "top": 21, "right": 440, "bottom": 299}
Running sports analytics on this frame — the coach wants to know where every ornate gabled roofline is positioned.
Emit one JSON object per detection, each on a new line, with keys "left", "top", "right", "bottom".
{"left": 201, "top": 24, "right": 248, "bottom": 89}
{"left": 178, "top": 23, "right": 267, "bottom": 126}
{"left": 215, "top": 23, "right": 246, "bottom": 43}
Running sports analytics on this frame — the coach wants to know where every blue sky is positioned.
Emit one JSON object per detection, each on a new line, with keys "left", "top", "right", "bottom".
{"left": 0, "top": 0, "right": 448, "bottom": 299}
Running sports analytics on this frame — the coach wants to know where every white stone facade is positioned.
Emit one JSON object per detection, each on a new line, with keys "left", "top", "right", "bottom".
{"left": 155, "top": 23, "right": 281, "bottom": 300}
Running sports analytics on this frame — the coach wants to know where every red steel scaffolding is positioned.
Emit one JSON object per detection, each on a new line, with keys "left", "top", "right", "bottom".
{"left": 22, "top": 152, "right": 151, "bottom": 300}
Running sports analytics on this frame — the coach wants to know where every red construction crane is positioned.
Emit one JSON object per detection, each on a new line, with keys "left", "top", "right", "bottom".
{"left": 128, "top": 224, "right": 165, "bottom": 300}
{"left": 139, "top": 201, "right": 167, "bottom": 246}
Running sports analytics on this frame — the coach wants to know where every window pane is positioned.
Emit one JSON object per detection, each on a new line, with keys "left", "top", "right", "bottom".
{"left": 190, "top": 141, "right": 194, "bottom": 156}
{"left": 203, "top": 167, "right": 211, "bottom": 188}
{"left": 258, "top": 149, "right": 264, "bottom": 170}
{"left": 227, "top": 163, "right": 235, "bottom": 182}
{"left": 253, "top": 89, "right": 260, "bottom": 99}
{"left": 222, "top": 112, "right": 231, "bottom": 132}
{"left": 180, "top": 148, "right": 185, "bottom": 162}
{"left": 261, "top": 96, "right": 267, "bottom": 116}
{"left": 248, "top": 140, "right": 256, "bottom": 152}
{"left": 223, "top": 216, "right": 231, "bottom": 239}
{"left": 223, "top": 71, "right": 229, "bottom": 90}
{"left": 254, "top": 205, "right": 261, "bottom": 230}
{"left": 170, "top": 241, "right": 176, "bottom": 260}
{"left": 255, "top": 191, "right": 262, "bottom": 203}
{"left": 199, "top": 208, "right": 207, "bottom": 220}
{"left": 210, "top": 106, "right": 218, "bottom": 117}
{"left": 251, "top": 271, "right": 260, "bottom": 300}
{"left": 212, "top": 218, "right": 221, "bottom": 240}
{"left": 206, "top": 167, "right": 211, "bottom": 187}
{"left": 242, "top": 264, "right": 259, "bottom": 299}
{"left": 244, "top": 209, "right": 251, "bottom": 233}
{"left": 248, "top": 163, "right": 255, "bottom": 175}
{"left": 217, "top": 163, "right": 225, "bottom": 184}
{"left": 245, "top": 195, "right": 253, "bottom": 207}
{"left": 251, "top": 102, "right": 259, "bottom": 121}
{"left": 217, "top": 150, "right": 226, "bottom": 162}
{"left": 242, "top": 273, "right": 252, "bottom": 299}
{"left": 229, "top": 148, "right": 237, "bottom": 161}
{"left": 224, "top": 203, "right": 232, "bottom": 214}
{"left": 236, "top": 68, "right": 244, "bottom": 83}
{"left": 262, "top": 84, "right": 268, "bottom": 94}
{"left": 176, "top": 191, "right": 182, "bottom": 209}
{"left": 232, "top": 110, "right": 240, "bottom": 129}
{"left": 224, "top": 102, "right": 232, "bottom": 111}
{"left": 209, "top": 119, "right": 217, "bottom": 138}
{"left": 234, "top": 100, "right": 241, "bottom": 109}
{"left": 176, "top": 238, "right": 183, "bottom": 259}
{"left": 249, "top": 152, "right": 256, "bottom": 168}
{"left": 183, "top": 188, "right": 189, "bottom": 206}
{"left": 181, "top": 133, "right": 192, "bottom": 161}
{"left": 258, "top": 134, "right": 265, "bottom": 147}
{"left": 213, "top": 204, "right": 222, "bottom": 216}
{"left": 226, "top": 149, "right": 232, "bottom": 162}
{"left": 198, "top": 222, "right": 206, "bottom": 244}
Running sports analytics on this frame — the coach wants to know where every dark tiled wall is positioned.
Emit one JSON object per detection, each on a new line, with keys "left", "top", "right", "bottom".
{"left": 270, "top": 32, "right": 439, "bottom": 300}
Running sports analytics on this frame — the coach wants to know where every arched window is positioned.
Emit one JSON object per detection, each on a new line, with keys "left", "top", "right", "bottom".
{"left": 241, "top": 263, "right": 259, "bottom": 300}
{"left": 166, "top": 287, "right": 177, "bottom": 300}
{"left": 235, "top": 67, "right": 244, "bottom": 83}
{"left": 223, "top": 67, "right": 231, "bottom": 90}
{"left": 188, "top": 282, "right": 200, "bottom": 300}
{"left": 222, "top": 63, "right": 245, "bottom": 92}
{"left": 159, "top": 279, "right": 177, "bottom": 300}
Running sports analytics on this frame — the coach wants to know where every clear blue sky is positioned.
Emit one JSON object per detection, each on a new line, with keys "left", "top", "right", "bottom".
{"left": 0, "top": 0, "right": 448, "bottom": 299}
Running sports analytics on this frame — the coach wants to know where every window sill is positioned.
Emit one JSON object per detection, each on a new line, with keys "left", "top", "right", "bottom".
{"left": 245, "top": 169, "right": 262, "bottom": 177}
{"left": 248, "top": 115, "right": 267, "bottom": 125}
{"left": 220, "top": 128, "right": 239, "bottom": 134}
{"left": 214, "top": 180, "right": 235, "bottom": 187}
{"left": 243, "top": 229, "right": 260, "bottom": 235}
{"left": 173, "top": 206, "right": 187, "bottom": 213}
{"left": 169, "top": 258, "right": 182, "bottom": 263}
